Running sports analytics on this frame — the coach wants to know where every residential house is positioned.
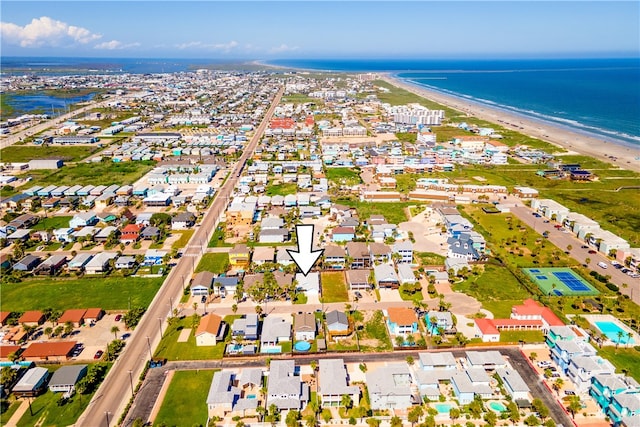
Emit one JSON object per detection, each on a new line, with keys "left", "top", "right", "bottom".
{"left": 366, "top": 363, "right": 415, "bottom": 410}
{"left": 191, "top": 271, "right": 214, "bottom": 297}
{"left": 213, "top": 277, "right": 238, "bottom": 298}
{"left": 13, "top": 255, "right": 42, "bottom": 272}
{"left": 296, "top": 272, "right": 320, "bottom": 296}
{"left": 324, "top": 245, "right": 346, "bottom": 269}
{"left": 567, "top": 355, "right": 616, "bottom": 394}
{"left": 260, "top": 315, "right": 291, "bottom": 353}
{"left": 426, "top": 311, "right": 455, "bottom": 335}
{"left": 266, "top": 360, "right": 309, "bottom": 410}
{"left": 94, "top": 226, "right": 118, "bottom": 243}
{"left": 143, "top": 249, "right": 166, "bottom": 266}
{"left": 374, "top": 263, "right": 399, "bottom": 289}
{"left": 115, "top": 256, "right": 136, "bottom": 270}
{"left": 253, "top": 246, "right": 275, "bottom": 265}
{"left": 259, "top": 228, "right": 289, "bottom": 244}
{"left": 229, "top": 244, "right": 251, "bottom": 270}
{"left": 69, "top": 212, "right": 97, "bottom": 228}
{"left": 231, "top": 314, "right": 259, "bottom": 340}
{"left": 67, "top": 253, "right": 93, "bottom": 272}
{"left": 294, "top": 313, "right": 316, "bottom": 341}
{"left": 206, "top": 370, "right": 259, "bottom": 418}
{"left": 386, "top": 307, "right": 418, "bottom": 338}
{"left": 195, "top": 313, "right": 225, "bottom": 346}
{"left": 326, "top": 310, "right": 351, "bottom": 337}
{"left": 331, "top": 226, "right": 356, "bottom": 243}
{"left": 496, "top": 368, "right": 530, "bottom": 401}
{"left": 345, "top": 269, "right": 371, "bottom": 290}
{"left": 397, "top": 264, "right": 417, "bottom": 285}
{"left": 392, "top": 241, "right": 413, "bottom": 264}
{"left": 450, "top": 369, "right": 493, "bottom": 404}
{"left": 85, "top": 252, "right": 117, "bottom": 274}
{"left": 49, "top": 365, "right": 87, "bottom": 393}
{"left": 19, "top": 311, "right": 45, "bottom": 326}
{"left": 466, "top": 351, "right": 508, "bottom": 370}
{"left": 171, "top": 212, "right": 196, "bottom": 230}
{"left": 418, "top": 352, "right": 457, "bottom": 371}
{"left": 318, "top": 359, "right": 360, "bottom": 406}
{"left": 12, "top": 367, "right": 50, "bottom": 397}
{"left": 120, "top": 223, "right": 143, "bottom": 244}
{"left": 370, "top": 242, "right": 392, "bottom": 264}
{"left": 140, "top": 226, "right": 161, "bottom": 241}
{"left": 345, "top": 242, "right": 370, "bottom": 269}
{"left": 34, "top": 255, "right": 67, "bottom": 276}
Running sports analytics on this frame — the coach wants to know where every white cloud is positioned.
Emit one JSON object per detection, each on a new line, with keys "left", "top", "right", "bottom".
{"left": 175, "top": 40, "right": 239, "bottom": 53}
{"left": 94, "top": 40, "right": 140, "bottom": 50}
{"left": 1, "top": 16, "right": 101, "bottom": 48}
{"left": 269, "top": 44, "right": 299, "bottom": 54}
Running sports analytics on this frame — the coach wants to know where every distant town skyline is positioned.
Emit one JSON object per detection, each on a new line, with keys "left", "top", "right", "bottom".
{"left": 1, "top": 1, "right": 639, "bottom": 59}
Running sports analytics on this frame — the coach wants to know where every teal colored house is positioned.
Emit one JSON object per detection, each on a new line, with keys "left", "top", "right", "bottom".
{"left": 590, "top": 374, "right": 640, "bottom": 425}
{"left": 386, "top": 307, "right": 419, "bottom": 337}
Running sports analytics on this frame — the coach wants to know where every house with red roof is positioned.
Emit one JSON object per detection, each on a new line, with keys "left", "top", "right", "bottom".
{"left": 474, "top": 299, "right": 565, "bottom": 342}
{"left": 120, "top": 223, "right": 144, "bottom": 244}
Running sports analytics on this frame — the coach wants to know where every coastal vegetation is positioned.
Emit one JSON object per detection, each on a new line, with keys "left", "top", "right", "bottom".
{"left": 0, "top": 145, "right": 102, "bottom": 163}
{"left": 325, "top": 167, "right": 363, "bottom": 186}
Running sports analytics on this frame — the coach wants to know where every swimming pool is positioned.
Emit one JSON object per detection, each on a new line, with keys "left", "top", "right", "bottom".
{"left": 294, "top": 341, "right": 311, "bottom": 352}
{"left": 595, "top": 321, "right": 635, "bottom": 344}
{"left": 489, "top": 402, "right": 506, "bottom": 412}
{"left": 435, "top": 403, "right": 452, "bottom": 414}
{"left": 246, "top": 394, "right": 256, "bottom": 399}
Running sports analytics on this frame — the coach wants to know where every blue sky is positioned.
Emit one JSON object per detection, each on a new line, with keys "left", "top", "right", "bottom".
{"left": 1, "top": 1, "right": 638, "bottom": 59}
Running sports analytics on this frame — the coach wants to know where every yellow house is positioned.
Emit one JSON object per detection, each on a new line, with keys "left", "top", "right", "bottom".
{"left": 229, "top": 244, "right": 251, "bottom": 269}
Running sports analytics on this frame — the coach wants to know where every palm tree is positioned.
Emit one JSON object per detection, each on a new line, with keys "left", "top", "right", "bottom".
{"left": 529, "top": 352, "right": 538, "bottom": 364}
{"left": 616, "top": 330, "right": 625, "bottom": 349}
{"left": 111, "top": 325, "right": 120, "bottom": 340}
{"left": 44, "top": 326, "right": 53, "bottom": 339}
{"left": 341, "top": 394, "right": 353, "bottom": 409}
{"left": 567, "top": 395, "right": 582, "bottom": 419}
{"left": 552, "top": 378, "right": 564, "bottom": 395}
{"left": 231, "top": 304, "right": 238, "bottom": 314}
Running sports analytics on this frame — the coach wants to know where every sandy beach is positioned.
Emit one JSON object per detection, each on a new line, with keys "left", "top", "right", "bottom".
{"left": 383, "top": 75, "right": 640, "bottom": 173}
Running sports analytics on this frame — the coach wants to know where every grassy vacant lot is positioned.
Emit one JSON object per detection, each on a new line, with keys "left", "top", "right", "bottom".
{"left": 336, "top": 199, "right": 415, "bottom": 225}
{"left": 453, "top": 264, "right": 531, "bottom": 318}
{"left": 500, "top": 330, "right": 545, "bottom": 344}
{"left": 155, "top": 317, "right": 226, "bottom": 360}
{"left": 17, "top": 160, "right": 156, "bottom": 188}
{"left": 1, "top": 276, "right": 163, "bottom": 311}
{"left": 359, "top": 310, "right": 393, "bottom": 352}
{"left": 195, "top": 253, "right": 229, "bottom": 274}
{"left": 416, "top": 252, "right": 446, "bottom": 266}
{"left": 281, "top": 93, "right": 320, "bottom": 104}
{"left": 0, "top": 401, "right": 20, "bottom": 425}
{"left": 171, "top": 229, "right": 194, "bottom": 250}
{"left": 462, "top": 206, "right": 576, "bottom": 268}
{"left": 208, "top": 223, "right": 232, "bottom": 248}
{"left": 153, "top": 370, "right": 216, "bottom": 427}
{"left": 30, "top": 216, "right": 72, "bottom": 231}
{"left": 320, "top": 272, "right": 349, "bottom": 303}
{"left": 325, "top": 167, "right": 362, "bottom": 186}
{"left": 597, "top": 347, "right": 640, "bottom": 382}
{"left": 265, "top": 182, "right": 298, "bottom": 196}
{"left": 0, "top": 145, "right": 101, "bottom": 163}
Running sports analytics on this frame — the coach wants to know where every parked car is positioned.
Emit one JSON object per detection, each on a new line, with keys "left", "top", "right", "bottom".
{"left": 94, "top": 350, "right": 103, "bottom": 360}
{"left": 201, "top": 295, "right": 207, "bottom": 304}
{"left": 588, "top": 250, "right": 597, "bottom": 254}
{"left": 114, "top": 314, "right": 122, "bottom": 322}
{"left": 354, "top": 291, "right": 363, "bottom": 299}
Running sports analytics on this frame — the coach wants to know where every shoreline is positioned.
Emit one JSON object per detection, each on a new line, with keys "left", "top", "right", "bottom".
{"left": 382, "top": 74, "right": 640, "bottom": 173}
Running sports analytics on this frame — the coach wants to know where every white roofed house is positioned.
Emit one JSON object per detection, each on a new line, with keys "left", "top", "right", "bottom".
{"left": 392, "top": 240, "right": 413, "bottom": 264}
{"left": 84, "top": 252, "right": 118, "bottom": 274}
{"left": 266, "top": 360, "right": 309, "bottom": 410}
{"left": 296, "top": 272, "right": 320, "bottom": 296}
{"left": 318, "top": 359, "right": 360, "bottom": 407}
{"left": 496, "top": 368, "right": 530, "bottom": 401}
{"left": 397, "top": 264, "right": 417, "bottom": 285}
{"left": 206, "top": 370, "right": 259, "bottom": 418}
{"left": 260, "top": 314, "right": 291, "bottom": 353}
{"left": 293, "top": 312, "right": 316, "bottom": 341}
{"left": 366, "top": 363, "right": 416, "bottom": 410}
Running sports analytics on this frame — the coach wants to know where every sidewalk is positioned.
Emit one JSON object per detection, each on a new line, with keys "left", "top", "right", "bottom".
{"left": 5, "top": 399, "right": 29, "bottom": 427}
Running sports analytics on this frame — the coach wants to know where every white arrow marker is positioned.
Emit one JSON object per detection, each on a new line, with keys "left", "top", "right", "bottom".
{"left": 287, "top": 224, "right": 324, "bottom": 276}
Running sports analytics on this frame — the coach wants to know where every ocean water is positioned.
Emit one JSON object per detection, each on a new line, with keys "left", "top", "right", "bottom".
{"left": 270, "top": 58, "right": 640, "bottom": 147}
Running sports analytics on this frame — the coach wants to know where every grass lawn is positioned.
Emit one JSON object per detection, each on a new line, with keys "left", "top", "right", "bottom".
{"left": 0, "top": 145, "right": 101, "bottom": 163}
{"left": 359, "top": 310, "right": 393, "bottom": 351}
{"left": 1, "top": 401, "right": 20, "bottom": 425}
{"left": 1, "top": 276, "right": 163, "bottom": 311}
{"left": 30, "top": 216, "right": 72, "bottom": 231}
{"left": 336, "top": 199, "right": 415, "bottom": 225}
{"left": 154, "top": 317, "right": 226, "bottom": 361}
{"left": 453, "top": 263, "right": 531, "bottom": 318}
{"left": 325, "top": 167, "right": 362, "bottom": 186}
{"left": 500, "top": 330, "right": 545, "bottom": 344}
{"left": 195, "top": 253, "right": 229, "bottom": 274}
{"left": 208, "top": 223, "right": 232, "bottom": 248}
{"left": 153, "top": 370, "right": 216, "bottom": 427}
{"left": 597, "top": 347, "right": 640, "bottom": 382}
{"left": 17, "top": 160, "right": 156, "bottom": 188}
{"left": 416, "top": 252, "right": 446, "bottom": 266}
{"left": 320, "top": 272, "right": 349, "bottom": 303}
{"left": 171, "top": 229, "right": 194, "bottom": 250}
{"left": 265, "top": 183, "right": 298, "bottom": 196}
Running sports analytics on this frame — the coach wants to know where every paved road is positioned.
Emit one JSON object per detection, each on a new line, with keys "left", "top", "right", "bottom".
{"left": 123, "top": 346, "right": 573, "bottom": 427}
{"left": 0, "top": 96, "right": 115, "bottom": 149}
{"left": 508, "top": 200, "right": 640, "bottom": 305}
{"left": 77, "top": 86, "right": 284, "bottom": 426}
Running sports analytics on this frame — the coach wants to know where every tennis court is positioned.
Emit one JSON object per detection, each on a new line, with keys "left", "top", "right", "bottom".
{"left": 522, "top": 267, "right": 599, "bottom": 296}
